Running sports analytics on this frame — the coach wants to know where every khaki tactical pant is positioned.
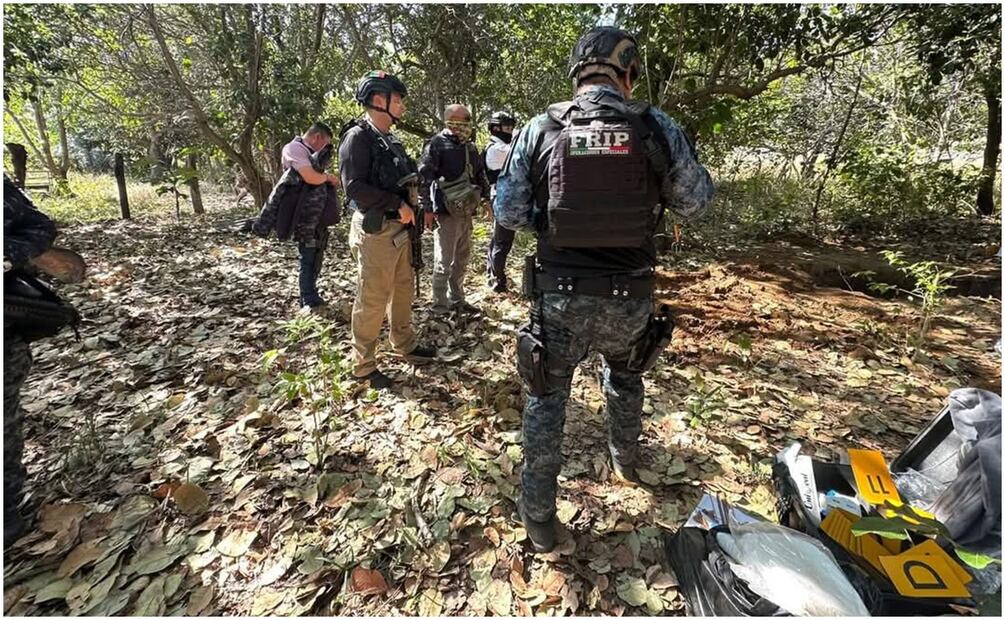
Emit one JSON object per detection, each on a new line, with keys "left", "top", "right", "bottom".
{"left": 431, "top": 211, "right": 474, "bottom": 310}
{"left": 349, "top": 211, "right": 417, "bottom": 377}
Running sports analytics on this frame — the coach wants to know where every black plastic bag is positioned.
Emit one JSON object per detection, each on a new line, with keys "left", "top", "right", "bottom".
{"left": 665, "top": 526, "right": 788, "bottom": 616}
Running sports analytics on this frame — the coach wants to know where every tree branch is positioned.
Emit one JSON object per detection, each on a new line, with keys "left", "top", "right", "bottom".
{"left": 144, "top": 5, "right": 243, "bottom": 164}
{"left": 669, "top": 37, "right": 881, "bottom": 107}
{"left": 4, "top": 108, "right": 46, "bottom": 165}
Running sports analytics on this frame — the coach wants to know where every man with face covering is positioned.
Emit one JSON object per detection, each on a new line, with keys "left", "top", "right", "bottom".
{"left": 483, "top": 111, "right": 518, "bottom": 293}
{"left": 418, "top": 104, "right": 491, "bottom": 314}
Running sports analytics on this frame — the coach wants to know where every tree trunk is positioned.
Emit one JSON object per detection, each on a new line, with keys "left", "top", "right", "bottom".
{"left": 146, "top": 4, "right": 270, "bottom": 206}
{"left": 30, "top": 94, "right": 64, "bottom": 181}
{"left": 186, "top": 153, "right": 205, "bottom": 214}
{"left": 976, "top": 83, "right": 1001, "bottom": 217}
{"left": 812, "top": 63, "right": 865, "bottom": 232}
{"left": 6, "top": 143, "right": 28, "bottom": 188}
{"left": 56, "top": 104, "right": 71, "bottom": 178}
{"left": 114, "top": 153, "right": 131, "bottom": 220}
{"left": 148, "top": 131, "right": 168, "bottom": 183}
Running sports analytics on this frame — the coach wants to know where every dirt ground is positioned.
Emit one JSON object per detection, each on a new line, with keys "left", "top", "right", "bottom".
{"left": 3, "top": 197, "right": 1000, "bottom": 615}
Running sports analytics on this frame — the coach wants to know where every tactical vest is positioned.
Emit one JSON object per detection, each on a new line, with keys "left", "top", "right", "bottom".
{"left": 340, "top": 119, "right": 417, "bottom": 198}
{"left": 527, "top": 91, "right": 672, "bottom": 277}
{"left": 531, "top": 92, "right": 670, "bottom": 249}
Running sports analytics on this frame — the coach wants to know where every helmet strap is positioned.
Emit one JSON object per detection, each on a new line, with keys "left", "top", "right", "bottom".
{"left": 363, "top": 93, "right": 401, "bottom": 124}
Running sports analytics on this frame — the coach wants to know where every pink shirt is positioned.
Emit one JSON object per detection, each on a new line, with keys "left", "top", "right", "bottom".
{"left": 281, "top": 138, "right": 312, "bottom": 171}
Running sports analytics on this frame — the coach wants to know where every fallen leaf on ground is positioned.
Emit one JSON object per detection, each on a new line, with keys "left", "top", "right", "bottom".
{"left": 350, "top": 567, "right": 388, "bottom": 595}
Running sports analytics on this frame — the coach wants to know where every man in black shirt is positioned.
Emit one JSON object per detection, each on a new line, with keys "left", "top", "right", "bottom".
{"left": 338, "top": 71, "right": 436, "bottom": 389}
{"left": 418, "top": 104, "right": 491, "bottom": 314}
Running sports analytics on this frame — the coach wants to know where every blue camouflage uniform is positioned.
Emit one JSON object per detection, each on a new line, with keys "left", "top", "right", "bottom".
{"left": 4, "top": 175, "right": 58, "bottom": 548}
{"left": 493, "top": 84, "right": 714, "bottom": 522}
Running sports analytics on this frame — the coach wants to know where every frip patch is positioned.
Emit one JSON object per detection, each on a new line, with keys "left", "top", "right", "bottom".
{"left": 567, "top": 128, "right": 632, "bottom": 156}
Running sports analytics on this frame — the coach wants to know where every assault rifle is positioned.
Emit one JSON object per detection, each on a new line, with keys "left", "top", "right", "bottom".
{"left": 397, "top": 173, "right": 423, "bottom": 297}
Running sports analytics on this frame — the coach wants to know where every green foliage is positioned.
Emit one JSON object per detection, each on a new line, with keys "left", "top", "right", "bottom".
{"left": 627, "top": 4, "right": 899, "bottom": 131}
{"left": 30, "top": 172, "right": 174, "bottom": 224}
{"left": 955, "top": 547, "right": 999, "bottom": 570}
{"left": 855, "top": 503, "right": 1002, "bottom": 573}
{"left": 906, "top": 3, "right": 1000, "bottom": 90}
{"left": 729, "top": 333, "right": 754, "bottom": 367}
{"left": 686, "top": 372, "right": 724, "bottom": 428}
{"left": 874, "top": 250, "right": 956, "bottom": 345}
{"left": 271, "top": 315, "right": 354, "bottom": 471}
{"left": 2, "top": 3, "right": 82, "bottom": 95}
{"left": 850, "top": 516, "right": 912, "bottom": 540}
{"left": 830, "top": 146, "right": 981, "bottom": 234}
{"left": 714, "top": 177, "right": 815, "bottom": 237}
{"left": 3, "top": 3, "right": 998, "bottom": 235}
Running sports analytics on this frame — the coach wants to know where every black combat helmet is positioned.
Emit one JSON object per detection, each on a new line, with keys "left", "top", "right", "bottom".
{"left": 567, "top": 27, "right": 641, "bottom": 85}
{"left": 488, "top": 111, "right": 516, "bottom": 128}
{"left": 355, "top": 70, "right": 408, "bottom": 120}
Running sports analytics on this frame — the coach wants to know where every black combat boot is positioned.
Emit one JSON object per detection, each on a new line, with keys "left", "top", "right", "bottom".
{"left": 516, "top": 499, "right": 556, "bottom": 553}
{"left": 609, "top": 444, "right": 640, "bottom": 485}
{"left": 404, "top": 344, "right": 437, "bottom": 363}
{"left": 361, "top": 369, "right": 393, "bottom": 390}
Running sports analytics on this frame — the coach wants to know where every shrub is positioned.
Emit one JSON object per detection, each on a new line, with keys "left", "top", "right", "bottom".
{"left": 829, "top": 146, "right": 981, "bottom": 235}
{"left": 30, "top": 172, "right": 176, "bottom": 224}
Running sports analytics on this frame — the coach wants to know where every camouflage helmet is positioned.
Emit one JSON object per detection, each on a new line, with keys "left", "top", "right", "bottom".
{"left": 354, "top": 70, "right": 408, "bottom": 105}
{"left": 567, "top": 27, "right": 641, "bottom": 85}
{"left": 488, "top": 111, "right": 516, "bottom": 128}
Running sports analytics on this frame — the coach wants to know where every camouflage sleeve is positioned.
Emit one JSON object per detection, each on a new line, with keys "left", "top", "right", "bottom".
{"left": 647, "top": 108, "right": 715, "bottom": 218}
{"left": 492, "top": 113, "right": 546, "bottom": 231}
{"left": 3, "top": 176, "right": 57, "bottom": 268}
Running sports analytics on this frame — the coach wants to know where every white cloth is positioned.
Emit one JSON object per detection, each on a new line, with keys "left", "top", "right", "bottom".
{"left": 484, "top": 136, "right": 511, "bottom": 172}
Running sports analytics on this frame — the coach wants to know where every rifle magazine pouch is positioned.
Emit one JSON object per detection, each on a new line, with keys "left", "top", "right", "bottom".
{"left": 4, "top": 273, "right": 81, "bottom": 342}
{"left": 516, "top": 323, "right": 547, "bottom": 397}
{"left": 626, "top": 303, "right": 674, "bottom": 372}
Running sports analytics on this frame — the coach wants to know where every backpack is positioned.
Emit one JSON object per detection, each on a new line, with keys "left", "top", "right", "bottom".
{"left": 532, "top": 91, "right": 671, "bottom": 248}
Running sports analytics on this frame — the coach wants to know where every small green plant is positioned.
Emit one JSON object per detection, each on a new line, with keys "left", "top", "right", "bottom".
{"left": 280, "top": 313, "right": 324, "bottom": 346}
{"left": 270, "top": 318, "right": 353, "bottom": 470}
{"left": 61, "top": 410, "right": 103, "bottom": 477}
{"left": 868, "top": 250, "right": 955, "bottom": 350}
{"left": 687, "top": 372, "right": 725, "bottom": 428}
{"left": 728, "top": 332, "right": 754, "bottom": 367}
{"left": 154, "top": 166, "right": 197, "bottom": 222}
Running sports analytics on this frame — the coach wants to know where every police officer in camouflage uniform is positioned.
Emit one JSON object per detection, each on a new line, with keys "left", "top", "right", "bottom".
{"left": 4, "top": 174, "right": 58, "bottom": 549}
{"left": 339, "top": 71, "right": 436, "bottom": 390}
{"left": 493, "top": 28, "right": 714, "bottom": 552}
